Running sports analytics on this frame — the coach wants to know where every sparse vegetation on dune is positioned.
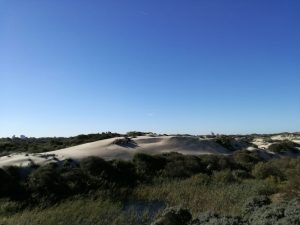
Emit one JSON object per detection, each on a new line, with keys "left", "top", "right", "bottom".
{"left": 0, "top": 132, "right": 121, "bottom": 156}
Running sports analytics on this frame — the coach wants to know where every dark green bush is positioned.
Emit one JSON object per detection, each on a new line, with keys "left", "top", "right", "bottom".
{"left": 201, "top": 155, "right": 238, "bottom": 173}
{"left": 212, "top": 170, "right": 237, "bottom": 183}
{"left": 247, "top": 198, "right": 300, "bottom": 225}
{"left": 0, "top": 168, "right": 16, "bottom": 198}
{"left": 242, "top": 195, "right": 271, "bottom": 216}
{"left": 126, "top": 131, "right": 148, "bottom": 137}
{"left": 160, "top": 153, "right": 204, "bottom": 178}
{"left": 112, "top": 137, "right": 136, "bottom": 147}
{"left": 80, "top": 156, "right": 114, "bottom": 178}
{"left": 233, "top": 150, "right": 263, "bottom": 171}
{"left": 111, "top": 160, "right": 137, "bottom": 187}
{"left": 190, "top": 173, "right": 211, "bottom": 185}
{"left": 232, "top": 170, "right": 250, "bottom": 179}
{"left": 215, "top": 135, "right": 236, "bottom": 151}
{"left": 61, "top": 168, "right": 88, "bottom": 194}
{"left": 251, "top": 162, "right": 285, "bottom": 180}
{"left": 268, "top": 140, "right": 300, "bottom": 153}
{"left": 27, "top": 164, "right": 68, "bottom": 201}
{"left": 133, "top": 153, "right": 166, "bottom": 179}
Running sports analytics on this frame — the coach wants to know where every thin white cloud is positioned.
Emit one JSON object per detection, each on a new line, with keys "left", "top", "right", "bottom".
{"left": 138, "top": 10, "right": 149, "bottom": 16}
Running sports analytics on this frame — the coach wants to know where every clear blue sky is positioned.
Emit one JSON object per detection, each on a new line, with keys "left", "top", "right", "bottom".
{"left": 1, "top": 0, "right": 300, "bottom": 137}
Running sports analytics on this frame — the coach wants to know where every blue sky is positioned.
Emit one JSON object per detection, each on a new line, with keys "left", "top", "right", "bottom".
{"left": 1, "top": 0, "right": 300, "bottom": 137}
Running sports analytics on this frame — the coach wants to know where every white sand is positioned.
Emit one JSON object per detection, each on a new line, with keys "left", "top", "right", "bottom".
{"left": 1, "top": 134, "right": 298, "bottom": 168}
{"left": 0, "top": 136, "right": 229, "bottom": 167}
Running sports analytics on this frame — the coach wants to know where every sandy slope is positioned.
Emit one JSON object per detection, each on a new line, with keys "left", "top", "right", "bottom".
{"left": 1, "top": 134, "right": 299, "bottom": 168}
{"left": 0, "top": 136, "right": 230, "bottom": 167}
{"left": 46, "top": 136, "right": 231, "bottom": 160}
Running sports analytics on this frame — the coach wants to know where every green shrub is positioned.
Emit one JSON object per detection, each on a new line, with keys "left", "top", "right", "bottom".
{"left": 247, "top": 198, "right": 300, "bottom": 225}
{"left": 232, "top": 169, "right": 250, "bottom": 180}
{"left": 112, "top": 137, "right": 134, "bottom": 146}
{"left": 161, "top": 154, "right": 204, "bottom": 178}
{"left": 126, "top": 131, "right": 148, "bottom": 137}
{"left": 190, "top": 173, "right": 211, "bottom": 185}
{"left": 212, "top": 170, "right": 237, "bottom": 184}
{"left": 251, "top": 162, "right": 285, "bottom": 181}
{"left": 80, "top": 156, "right": 114, "bottom": 179}
{"left": 233, "top": 150, "right": 263, "bottom": 171}
{"left": 242, "top": 195, "right": 271, "bottom": 216}
{"left": 215, "top": 135, "right": 236, "bottom": 151}
{"left": 200, "top": 155, "right": 237, "bottom": 173}
{"left": 27, "top": 164, "right": 68, "bottom": 201}
{"left": 133, "top": 153, "right": 166, "bottom": 179}
{"left": 268, "top": 140, "right": 300, "bottom": 153}
{"left": 61, "top": 168, "right": 88, "bottom": 194}
{"left": 0, "top": 168, "right": 16, "bottom": 198}
{"left": 0, "top": 200, "right": 24, "bottom": 216}
{"left": 111, "top": 160, "right": 137, "bottom": 187}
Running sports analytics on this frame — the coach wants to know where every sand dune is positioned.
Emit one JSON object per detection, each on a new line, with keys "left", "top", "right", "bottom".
{"left": 1, "top": 134, "right": 299, "bottom": 168}
{"left": 0, "top": 136, "right": 229, "bottom": 167}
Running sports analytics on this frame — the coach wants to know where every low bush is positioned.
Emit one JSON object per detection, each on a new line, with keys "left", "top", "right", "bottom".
{"left": 160, "top": 154, "right": 204, "bottom": 178}
{"left": 215, "top": 135, "right": 236, "bottom": 151}
{"left": 27, "top": 163, "right": 69, "bottom": 201}
{"left": 112, "top": 137, "right": 134, "bottom": 146}
{"left": 0, "top": 169, "right": 17, "bottom": 198}
{"left": 80, "top": 156, "right": 114, "bottom": 178}
{"left": 133, "top": 153, "right": 166, "bottom": 180}
{"left": 233, "top": 150, "right": 263, "bottom": 171}
{"left": 251, "top": 162, "right": 285, "bottom": 181}
{"left": 190, "top": 173, "right": 211, "bottom": 185}
{"left": 268, "top": 140, "right": 300, "bottom": 153}
{"left": 212, "top": 170, "right": 237, "bottom": 184}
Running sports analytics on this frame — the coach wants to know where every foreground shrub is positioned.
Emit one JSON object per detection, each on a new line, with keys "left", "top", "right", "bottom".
{"left": 161, "top": 154, "right": 204, "bottom": 178}
{"left": 233, "top": 150, "right": 263, "bottom": 171}
{"left": 190, "top": 212, "right": 245, "bottom": 225}
{"left": 80, "top": 156, "right": 114, "bottom": 179}
{"left": 27, "top": 164, "right": 68, "bottom": 201}
{"left": 133, "top": 153, "right": 166, "bottom": 179}
{"left": 232, "top": 170, "right": 250, "bottom": 180}
{"left": 251, "top": 162, "right": 285, "bottom": 181}
{"left": 190, "top": 173, "right": 211, "bottom": 185}
{"left": 200, "top": 155, "right": 237, "bottom": 173}
{"left": 111, "top": 160, "right": 137, "bottom": 187}
{"left": 268, "top": 140, "right": 300, "bottom": 153}
{"left": 241, "top": 195, "right": 271, "bottom": 216}
{"left": 247, "top": 198, "right": 300, "bottom": 225}
{"left": 0, "top": 168, "right": 18, "bottom": 198}
{"left": 212, "top": 170, "right": 237, "bottom": 184}
{"left": 61, "top": 168, "right": 89, "bottom": 194}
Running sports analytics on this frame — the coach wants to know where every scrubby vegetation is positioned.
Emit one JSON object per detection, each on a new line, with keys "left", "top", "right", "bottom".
{"left": 215, "top": 135, "right": 237, "bottom": 151}
{"left": 0, "top": 132, "right": 120, "bottom": 156}
{"left": 112, "top": 137, "right": 136, "bottom": 147}
{"left": 268, "top": 140, "right": 300, "bottom": 153}
{"left": 0, "top": 150, "right": 300, "bottom": 224}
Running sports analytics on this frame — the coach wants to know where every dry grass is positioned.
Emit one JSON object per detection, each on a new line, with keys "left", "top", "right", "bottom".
{"left": 0, "top": 197, "right": 153, "bottom": 225}
{"left": 133, "top": 177, "right": 278, "bottom": 216}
